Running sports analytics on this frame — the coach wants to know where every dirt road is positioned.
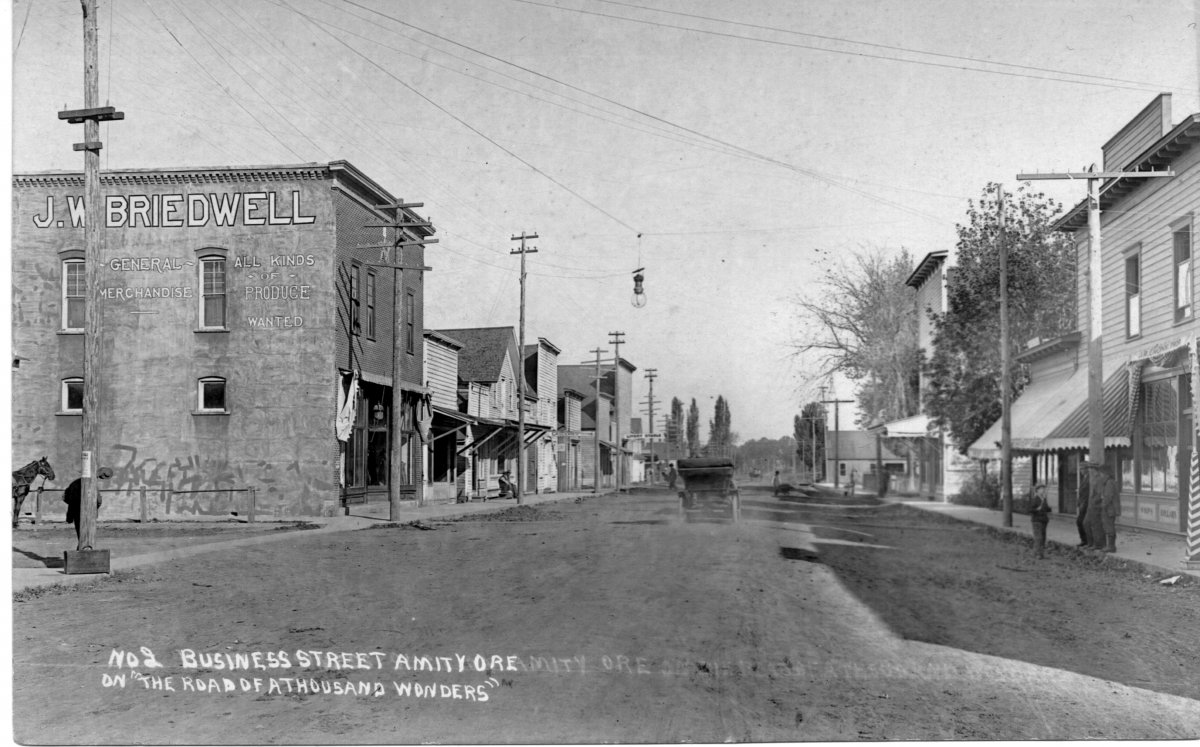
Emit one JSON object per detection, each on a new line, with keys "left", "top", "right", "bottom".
{"left": 12, "top": 486, "right": 1200, "bottom": 743}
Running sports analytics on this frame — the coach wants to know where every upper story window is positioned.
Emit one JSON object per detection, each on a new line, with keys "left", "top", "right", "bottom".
{"left": 350, "top": 263, "right": 361, "bottom": 334}
{"left": 1174, "top": 223, "right": 1192, "bottom": 322}
{"left": 365, "top": 271, "right": 376, "bottom": 339}
{"left": 197, "top": 377, "right": 227, "bottom": 413}
{"left": 200, "top": 256, "right": 227, "bottom": 329}
{"left": 61, "top": 378, "right": 83, "bottom": 413}
{"left": 405, "top": 290, "right": 415, "bottom": 353}
{"left": 1124, "top": 250, "right": 1140, "bottom": 338}
{"left": 62, "top": 259, "right": 85, "bottom": 331}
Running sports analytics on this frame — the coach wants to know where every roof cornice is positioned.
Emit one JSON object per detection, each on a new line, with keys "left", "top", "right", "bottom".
{"left": 1053, "top": 114, "right": 1200, "bottom": 234}
{"left": 12, "top": 162, "right": 333, "bottom": 188}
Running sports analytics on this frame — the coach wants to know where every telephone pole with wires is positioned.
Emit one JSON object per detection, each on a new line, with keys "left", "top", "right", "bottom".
{"left": 359, "top": 205, "right": 437, "bottom": 517}
{"left": 1017, "top": 166, "right": 1172, "bottom": 479}
{"left": 511, "top": 232, "right": 538, "bottom": 504}
{"left": 609, "top": 331, "right": 626, "bottom": 492}
{"left": 59, "top": 0, "right": 123, "bottom": 572}
{"left": 588, "top": 347, "right": 608, "bottom": 493}
{"left": 641, "top": 368, "right": 659, "bottom": 483}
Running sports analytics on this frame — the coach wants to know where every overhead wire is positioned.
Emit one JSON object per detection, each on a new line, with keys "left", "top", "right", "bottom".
{"left": 281, "top": 0, "right": 642, "bottom": 235}
{"left": 510, "top": 0, "right": 1185, "bottom": 95}
{"left": 593, "top": 0, "right": 1185, "bottom": 92}
{"left": 138, "top": 0, "right": 308, "bottom": 161}
{"left": 334, "top": 0, "right": 953, "bottom": 226}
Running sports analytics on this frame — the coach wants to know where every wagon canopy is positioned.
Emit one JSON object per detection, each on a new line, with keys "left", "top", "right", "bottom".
{"left": 676, "top": 458, "right": 735, "bottom": 471}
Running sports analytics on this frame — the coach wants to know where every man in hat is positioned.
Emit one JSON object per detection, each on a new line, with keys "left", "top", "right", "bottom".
{"left": 63, "top": 467, "right": 112, "bottom": 544}
{"left": 1084, "top": 462, "right": 1108, "bottom": 550}
{"left": 1029, "top": 482, "right": 1052, "bottom": 559}
{"left": 1098, "top": 466, "right": 1121, "bottom": 552}
{"left": 1075, "top": 464, "right": 1093, "bottom": 547}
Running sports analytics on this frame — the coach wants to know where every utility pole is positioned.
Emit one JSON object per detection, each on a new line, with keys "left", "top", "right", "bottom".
{"left": 361, "top": 206, "right": 437, "bottom": 518}
{"left": 59, "top": 0, "right": 123, "bottom": 569}
{"left": 642, "top": 368, "right": 658, "bottom": 484}
{"left": 588, "top": 348, "right": 607, "bottom": 493}
{"left": 822, "top": 396, "right": 853, "bottom": 489}
{"left": 511, "top": 232, "right": 538, "bottom": 505}
{"left": 999, "top": 187, "right": 1013, "bottom": 527}
{"left": 609, "top": 331, "right": 625, "bottom": 492}
{"left": 1018, "top": 166, "right": 1172, "bottom": 472}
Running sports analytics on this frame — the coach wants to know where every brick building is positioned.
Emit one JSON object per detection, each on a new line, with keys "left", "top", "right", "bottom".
{"left": 10, "top": 161, "right": 431, "bottom": 520}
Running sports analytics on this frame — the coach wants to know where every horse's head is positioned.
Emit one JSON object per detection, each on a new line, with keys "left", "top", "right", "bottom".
{"left": 37, "top": 457, "right": 55, "bottom": 482}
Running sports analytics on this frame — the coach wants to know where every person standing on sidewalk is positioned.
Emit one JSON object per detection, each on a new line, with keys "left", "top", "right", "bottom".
{"left": 772, "top": 470, "right": 781, "bottom": 496}
{"left": 1085, "top": 462, "right": 1107, "bottom": 550}
{"left": 63, "top": 467, "right": 112, "bottom": 544}
{"left": 1099, "top": 466, "right": 1121, "bottom": 553}
{"left": 1029, "top": 482, "right": 1051, "bottom": 559}
{"left": 1075, "top": 465, "right": 1092, "bottom": 547}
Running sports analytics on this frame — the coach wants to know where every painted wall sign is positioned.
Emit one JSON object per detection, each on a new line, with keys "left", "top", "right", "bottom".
{"left": 30, "top": 191, "right": 317, "bottom": 229}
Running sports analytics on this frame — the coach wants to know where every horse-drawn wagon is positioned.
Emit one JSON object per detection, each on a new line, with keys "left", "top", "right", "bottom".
{"left": 676, "top": 457, "right": 740, "bottom": 522}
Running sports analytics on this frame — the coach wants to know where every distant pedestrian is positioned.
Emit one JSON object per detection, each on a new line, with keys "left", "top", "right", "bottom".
{"left": 1075, "top": 466, "right": 1092, "bottom": 547}
{"left": 63, "top": 468, "right": 112, "bottom": 546}
{"left": 1029, "top": 482, "right": 1051, "bottom": 559}
{"left": 666, "top": 464, "right": 677, "bottom": 490}
{"left": 772, "top": 470, "right": 781, "bottom": 496}
{"left": 848, "top": 468, "right": 858, "bottom": 497}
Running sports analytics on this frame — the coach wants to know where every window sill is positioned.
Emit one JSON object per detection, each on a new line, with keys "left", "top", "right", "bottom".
{"left": 1125, "top": 333, "right": 1142, "bottom": 341}
{"left": 192, "top": 410, "right": 230, "bottom": 416}
{"left": 1172, "top": 316, "right": 1193, "bottom": 327}
{"left": 57, "top": 330, "right": 84, "bottom": 336}
{"left": 194, "top": 328, "right": 230, "bottom": 334}
{"left": 56, "top": 410, "right": 83, "bottom": 416}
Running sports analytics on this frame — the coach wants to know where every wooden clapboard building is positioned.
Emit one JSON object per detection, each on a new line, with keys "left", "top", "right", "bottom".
{"left": 10, "top": 161, "right": 432, "bottom": 520}
{"left": 968, "top": 95, "right": 1200, "bottom": 560}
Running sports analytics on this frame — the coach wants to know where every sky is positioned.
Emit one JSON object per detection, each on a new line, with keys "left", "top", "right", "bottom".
{"left": 6, "top": 0, "right": 1199, "bottom": 442}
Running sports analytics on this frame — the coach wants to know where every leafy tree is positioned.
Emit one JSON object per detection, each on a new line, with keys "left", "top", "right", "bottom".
{"left": 668, "top": 397, "right": 685, "bottom": 454}
{"left": 708, "top": 395, "right": 733, "bottom": 452}
{"left": 792, "top": 247, "right": 920, "bottom": 425}
{"left": 793, "top": 402, "right": 826, "bottom": 479}
{"left": 924, "top": 182, "right": 1075, "bottom": 453}
{"left": 686, "top": 399, "right": 700, "bottom": 456}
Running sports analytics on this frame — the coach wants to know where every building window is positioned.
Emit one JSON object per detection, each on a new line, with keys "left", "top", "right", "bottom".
{"left": 365, "top": 271, "right": 376, "bottom": 340}
{"left": 350, "top": 264, "right": 361, "bottom": 334}
{"left": 1138, "top": 379, "right": 1178, "bottom": 494}
{"left": 200, "top": 257, "right": 227, "bottom": 329}
{"left": 198, "top": 377, "right": 227, "bottom": 412}
{"left": 62, "top": 260, "right": 85, "bottom": 331}
{"left": 1124, "top": 251, "right": 1140, "bottom": 338}
{"left": 61, "top": 378, "right": 83, "bottom": 413}
{"left": 1174, "top": 224, "right": 1192, "bottom": 322}
{"left": 405, "top": 290, "right": 415, "bottom": 353}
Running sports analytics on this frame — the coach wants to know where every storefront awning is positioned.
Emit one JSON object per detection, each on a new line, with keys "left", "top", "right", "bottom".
{"left": 432, "top": 405, "right": 473, "bottom": 424}
{"left": 878, "top": 413, "right": 933, "bottom": 439}
{"left": 967, "top": 365, "right": 1130, "bottom": 459}
{"left": 1041, "top": 367, "right": 1132, "bottom": 451}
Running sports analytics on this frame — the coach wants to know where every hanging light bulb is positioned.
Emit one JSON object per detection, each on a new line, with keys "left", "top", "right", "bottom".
{"left": 631, "top": 267, "right": 646, "bottom": 308}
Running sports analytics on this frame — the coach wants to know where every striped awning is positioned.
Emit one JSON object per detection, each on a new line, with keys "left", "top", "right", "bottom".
{"left": 1040, "top": 366, "right": 1132, "bottom": 451}
{"left": 967, "top": 363, "right": 1131, "bottom": 459}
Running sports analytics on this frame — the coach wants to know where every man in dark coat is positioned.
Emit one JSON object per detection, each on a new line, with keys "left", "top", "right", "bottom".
{"left": 1075, "top": 466, "right": 1092, "bottom": 547}
{"left": 63, "top": 467, "right": 112, "bottom": 543}
{"left": 1099, "top": 467, "right": 1121, "bottom": 552}
{"left": 1085, "top": 463, "right": 1108, "bottom": 550}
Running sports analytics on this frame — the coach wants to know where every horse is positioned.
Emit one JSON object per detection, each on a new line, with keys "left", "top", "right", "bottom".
{"left": 13, "top": 456, "right": 55, "bottom": 529}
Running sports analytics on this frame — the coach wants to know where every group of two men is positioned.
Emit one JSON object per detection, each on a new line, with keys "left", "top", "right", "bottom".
{"left": 1075, "top": 461, "right": 1122, "bottom": 553}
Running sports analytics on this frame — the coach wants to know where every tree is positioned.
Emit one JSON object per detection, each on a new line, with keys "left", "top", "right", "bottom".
{"left": 668, "top": 397, "right": 685, "bottom": 455}
{"left": 792, "top": 247, "right": 920, "bottom": 425}
{"left": 708, "top": 395, "right": 733, "bottom": 454}
{"left": 794, "top": 401, "right": 826, "bottom": 479}
{"left": 924, "top": 182, "right": 1075, "bottom": 453}
{"left": 686, "top": 399, "right": 700, "bottom": 457}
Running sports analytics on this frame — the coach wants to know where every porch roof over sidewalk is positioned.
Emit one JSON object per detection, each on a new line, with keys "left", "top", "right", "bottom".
{"left": 876, "top": 413, "right": 933, "bottom": 439}
{"left": 968, "top": 364, "right": 1129, "bottom": 459}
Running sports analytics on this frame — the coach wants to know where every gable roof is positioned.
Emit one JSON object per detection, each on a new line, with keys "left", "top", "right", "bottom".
{"left": 436, "top": 327, "right": 516, "bottom": 383}
{"left": 827, "top": 431, "right": 904, "bottom": 461}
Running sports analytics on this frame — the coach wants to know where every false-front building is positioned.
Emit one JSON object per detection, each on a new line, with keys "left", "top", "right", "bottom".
{"left": 11, "top": 161, "right": 432, "bottom": 520}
